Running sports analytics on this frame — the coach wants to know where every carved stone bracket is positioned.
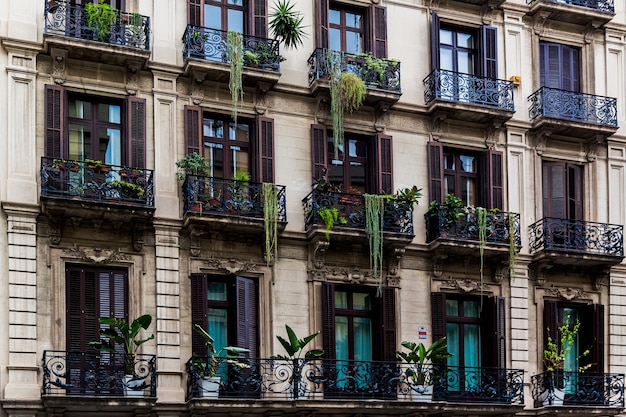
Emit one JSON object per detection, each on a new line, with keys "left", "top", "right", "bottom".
{"left": 586, "top": 134, "right": 605, "bottom": 162}
{"left": 190, "top": 70, "right": 206, "bottom": 105}
{"left": 315, "top": 96, "right": 329, "bottom": 125}
{"left": 308, "top": 266, "right": 375, "bottom": 285}
{"left": 584, "top": 22, "right": 600, "bottom": 44}
{"left": 50, "top": 47, "right": 68, "bottom": 85}
{"left": 189, "top": 225, "right": 205, "bottom": 257}
{"left": 62, "top": 245, "right": 131, "bottom": 264}
{"left": 441, "top": 277, "right": 489, "bottom": 293}
{"left": 481, "top": 1, "right": 498, "bottom": 25}
{"left": 430, "top": 112, "right": 447, "bottom": 142}
{"left": 254, "top": 82, "right": 272, "bottom": 115}
{"left": 312, "top": 239, "right": 330, "bottom": 269}
{"left": 533, "top": 11, "right": 551, "bottom": 36}
{"left": 593, "top": 267, "right": 610, "bottom": 290}
{"left": 532, "top": 263, "right": 552, "bottom": 286}
{"left": 387, "top": 246, "right": 405, "bottom": 276}
{"left": 132, "top": 225, "right": 144, "bottom": 252}
{"left": 374, "top": 103, "right": 390, "bottom": 132}
{"left": 125, "top": 61, "right": 141, "bottom": 95}
{"left": 202, "top": 258, "right": 259, "bottom": 275}
{"left": 544, "top": 285, "right": 587, "bottom": 301}
{"left": 486, "top": 122, "right": 502, "bottom": 149}
{"left": 494, "top": 264, "right": 507, "bottom": 283}
{"left": 48, "top": 217, "right": 62, "bottom": 246}
{"left": 535, "top": 130, "right": 551, "bottom": 155}
{"left": 432, "top": 253, "right": 448, "bottom": 278}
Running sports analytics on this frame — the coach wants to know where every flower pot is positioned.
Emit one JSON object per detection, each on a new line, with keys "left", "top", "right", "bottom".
{"left": 199, "top": 376, "right": 220, "bottom": 398}
{"left": 410, "top": 384, "right": 433, "bottom": 402}
{"left": 540, "top": 387, "right": 564, "bottom": 406}
{"left": 124, "top": 374, "right": 144, "bottom": 397}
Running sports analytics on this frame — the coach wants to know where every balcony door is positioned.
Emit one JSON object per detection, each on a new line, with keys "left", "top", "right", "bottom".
{"left": 539, "top": 42, "right": 580, "bottom": 92}
{"left": 203, "top": 0, "right": 245, "bottom": 33}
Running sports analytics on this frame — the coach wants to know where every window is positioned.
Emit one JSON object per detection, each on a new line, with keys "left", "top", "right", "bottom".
{"left": 188, "top": 0, "right": 267, "bottom": 37}
{"left": 439, "top": 26, "right": 477, "bottom": 75}
{"left": 427, "top": 142, "right": 503, "bottom": 208}
{"left": 317, "top": 1, "right": 387, "bottom": 58}
{"left": 44, "top": 85, "right": 146, "bottom": 168}
{"left": 311, "top": 125, "right": 393, "bottom": 193}
{"left": 542, "top": 161, "right": 583, "bottom": 221}
{"left": 185, "top": 106, "right": 274, "bottom": 183}
{"left": 539, "top": 42, "right": 580, "bottom": 92}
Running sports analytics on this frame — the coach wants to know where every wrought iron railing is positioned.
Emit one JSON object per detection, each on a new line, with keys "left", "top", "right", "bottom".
{"left": 531, "top": 371, "right": 624, "bottom": 407}
{"left": 528, "top": 87, "right": 618, "bottom": 127}
{"left": 423, "top": 69, "right": 515, "bottom": 110}
{"left": 186, "top": 357, "right": 524, "bottom": 404}
{"left": 182, "top": 25, "right": 281, "bottom": 72}
{"left": 42, "top": 350, "right": 156, "bottom": 397}
{"left": 526, "top": 0, "right": 614, "bottom": 13}
{"left": 302, "top": 190, "right": 414, "bottom": 235}
{"left": 425, "top": 206, "right": 521, "bottom": 246}
{"left": 307, "top": 48, "right": 401, "bottom": 92}
{"left": 44, "top": 0, "right": 150, "bottom": 49}
{"left": 183, "top": 175, "right": 287, "bottom": 221}
{"left": 528, "top": 217, "right": 623, "bottom": 257}
{"left": 40, "top": 157, "right": 154, "bottom": 208}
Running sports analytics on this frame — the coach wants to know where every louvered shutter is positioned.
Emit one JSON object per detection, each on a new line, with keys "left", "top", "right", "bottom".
{"left": 480, "top": 26, "right": 497, "bottom": 79}
{"left": 255, "top": 116, "right": 274, "bottom": 183}
{"left": 581, "top": 303, "right": 604, "bottom": 373}
{"left": 431, "top": 292, "right": 446, "bottom": 346}
{"left": 190, "top": 273, "right": 208, "bottom": 356}
{"left": 562, "top": 45, "right": 580, "bottom": 93}
{"left": 311, "top": 124, "right": 328, "bottom": 181}
{"left": 542, "top": 161, "right": 566, "bottom": 219}
{"left": 188, "top": 0, "right": 201, "bottom": 26}
{"left": 317, "top": 0, "right": 329, "bottom": 49}
{"left": 430, "top": 12, "right": 440, "bottom": 71}
{"left": 45, "top": 84, "right": 66, "bottom": 158}
{"left": 494, "top": 296, "right": 506, "bottom": 369}
{"left": 184, "top": 105, "right": 202, "bottom": 156}
{"left": 127, "top": 96, "right": 146, "bottom": 168}
{"left": 480, "top": 149, "right": 503, "bottom": 210}
{"left": 236, "top": 276, "right": 258, "bottom": 359}
{"left": 427, "top": 142, "right": 444, "bottom": 204}
{"left": 381, "top": 287, "right": 397, "bottom": 362}
{"left": 543, "top": 300, "right": 558, "bottom": 371}
{"left": 252, "top": 0, "right": 267, "bottom": 38}
{"left": 370, "top": 5, "right": 387, "bottom": 58}
{"left": 540, "top": 43, "right": 563, "bottom": 89}
{"left": 568, "top": 164, "right": 583, "bottom": 221}
{"left": 321, "top": 282, "right": 336, "bottom": 360}
{"left": 377, "top": 133, "right": 393, "bottom": 193}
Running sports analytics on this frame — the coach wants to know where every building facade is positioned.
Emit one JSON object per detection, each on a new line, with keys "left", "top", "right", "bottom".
{"left": 1, "top": 0, "right": 626, "bottom": 416}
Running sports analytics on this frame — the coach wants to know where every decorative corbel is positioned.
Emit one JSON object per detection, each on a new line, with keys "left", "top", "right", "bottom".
{"left": 533, "top": 11, "right": 551, "bottom": 37}
{"left": 374, "top": 103, "right": 390, "bottom": 132}
{"left": 312, "top": 239, "right": 329, "bottom": 269}
{"left": 486, "top": 121, "right": 502, "bottom": 149}
{"left": 432, "top": 253, "right": 448, "bottom": 277}
{"left": 430, "top": 112, "right": 446, "bottom": 142}
{"left": 584, "top": 22, "right": 600, "bottom": 44}
{"left": 481, "top": 1, "right": 498, "bottom": 25}
{"left": 494, "top": 264, "right": 507, "bottom": 283}
{"left": 535, "top": 130, "right": 551, "bottom": 155}
{"left": 48, "top": 217, "right": 62, "bottom": 245}
{"left": 50, "top": 47, "right": 68, "bottom": 85}
{"left": 430, "top": 0, "right": 440, "bottom": 9}
{"left": 534, "top": 263, "right": 551, "bottom": 286}
{"left": 189, "top": 225, "right": 205, "bottom": 257}
{"left": 254, "top": 82, "right": 272, "bottom": 115}
{"left": 586, "top": 134, "right": 604, "bottom": 162}
{"left": 132, "top": 225, "right": 144, "bottom": 252}
{"left": 190, "top": 70, "right": 206, "bottom": 105}
{"left": 125, "top": 61, "right": 141, "bottom": 95}
{"left": 387, "top": 246, "right": 405, "bottom": 276}
{"left": 593, "top": 267, "right": 610, "bottom": 290}
{"left": 315, "top": 95, "right": 329, "bottom": 124}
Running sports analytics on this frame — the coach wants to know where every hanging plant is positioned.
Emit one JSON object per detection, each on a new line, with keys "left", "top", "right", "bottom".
{"left": 263, "top": 183, "right": 278, "bottom": 267}
{"left": 365, "top": 194, "right": 385, "bottom": 296}
{"left": 317, "top": 206, "right": 346, "bottom": 241}
{"left": 227, "top": 30, "right": 244, "bottom": 124}
{"left": 340, "top": 72, "right": 366, "bottom": 114}
{"left": 476, "top": 207, "right": 487, "bottom": 285}
{"left": 268, "top": 0, "right": 307, "bottom": 50}
{"left": 327, "top": 50, "right": 344, "bottom": 160}
{"left": 85, "top": 0, "right": 118, "bottom": 42}
{"left": 508, "top": 212, "right": 518, "bottom": 281}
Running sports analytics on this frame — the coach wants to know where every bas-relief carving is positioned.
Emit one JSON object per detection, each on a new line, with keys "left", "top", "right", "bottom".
{"left": 439, "top": 276, "right": 491, "bottom": 293}
{"left": 62, "top": 246, "right": 131, "bottom": 264}
{"left": 201, "top": 258, "right": 259, "bottom": 275}
{"left": 50, "top": 48, "right": 68, "bottom": 85}
{"left": 386, "top": 113, "right": 427, "bottom": 133}
{"left": 125, "top": 62, "right": 141, "bottom": 95}
{"left": 308, "top": 266, "right": 400, "bottom": 288}
{"left": 543, "top": 285, "right": 588, "bottom": 301}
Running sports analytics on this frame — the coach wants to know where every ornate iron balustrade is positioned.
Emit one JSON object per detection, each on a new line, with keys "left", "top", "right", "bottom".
{"left": 425, "top": 206, "right": 521, "bottom": 246}
{"left": 531, "top": 371, "right": 624, "bottom": 407}
{"left": 41, "top": 157, "right": 154, "bottom": 208}
{"left": 186, "top": 357, "right": 523, "bottom": 404}
{"left": 302, "top": 190, "right": 414, "bottom": 235}
{"left": 182, "top": 25, "right": 281, "bottom": 72}
{"left": 307, "top": 48, "right": 401, "bottom": 92}
{"left": 183, "top": 175, "right": 287, "bottom": 221}
{"left": 44, "top": 0, "right": 150, "bottom": 49}
{"left": 42, "top": 350, "right": 156, "bottom": 397}
{"left": 528, "top": 86, "right": 618, "bottom": 126}
{"left": 528, "top": 217, "right": 623, "bottom": 257}
{"left": 423, "top": 69, "right": 514, "bottom": 110}
{"left": 526, "top": 0, "right": 614, "bottom": 13}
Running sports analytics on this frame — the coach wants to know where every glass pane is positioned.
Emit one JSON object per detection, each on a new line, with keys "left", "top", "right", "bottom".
{"left": 353, "top": 317, "right": 372, "bottom": 361}
{"left": 205, "top": 4, "right": 221, "bottom": 30}
{"left": 457, "top": 32, "right": 474, "bottom": 49}
{"left": 349, "top": 139, "right": 367, "bottom": 158}
{"left": 204, "top": 142, "right": 224, "bottom": 178}
{"left": 69, "top": 124, "right": 91, "bottom": 160}
{"left": 99, "top": 127, "right": 121, "bottom": 166}
{"left": 228, "top": 9, "right": 243, "bottom": 33}
{"left": 444, "top": 175, "right": 455, "bottom": 196}
{"left": 329, "top": 9, "right": 340, "bottom": 25}
{"left": 440, "top": 29, "right": 453, "bottom": 46}
{"left": 98, "top": 103, "right": 121, "bottom": 124}
{"left": 329, "top": 28, "right": 341, "bottom": 51}
{"left": 461, "top": 177, "right": 476, "bottom": 206}
{"left": 69, "top": 99, "right": 92, "bottom": 119}
{"left": 349, "top": 162, "right": 365, "bottom": 192}
{"left": 204, "top": 118, "right": 224, "bottom": 138}
{"left": 228, "top": 0, "right": 243, "bottom": 5}
{"left": 460, "top": 155, "right": 476, "bottom": 172}
{"left": 444, "top": 153, "right": 455, "bottom": 170}
{"left": 335, "top": 291, "right": 347, "bottom": 309}
{"left": 440, "top": 48, "right": 453, "bottom": 71}
{"left": 446, "top": 299, "right": 459, "bottom": 316}
{"left": 231, "top": 145, "right": 249, "bottom": 178}
{"left": 208, "top": 308, "right": 228, "bottom": 352}
{"left": 345, "top": 31, "right": 362, "bottom": 54}
{"left": 457, "top": 51, "right": 471, "bottom": 74}
{"left": 346, "top": 12, "right": 361, "bottom": 28}
{"left": 562, "top": 308, "right": 579, "bottom": 373}
{"left": 464, "top": 300, "right": 480, "bottom": 318}
{"left": 446, "top": 323, "right": 460, "bottom": 367}
{"left": 352, "top": 292, "right": 371, "bottom": 310}
{"left": 230, "top": 122, "right": 250, "bottom": 142}
{"left": 335, "top": 316, "right": 349, "bottom": 360}
{"left": 464, "top": 324, "right": 480, "bottom": 367}
{"left": 208, "top": 281, "right": 227, "bottom": 301}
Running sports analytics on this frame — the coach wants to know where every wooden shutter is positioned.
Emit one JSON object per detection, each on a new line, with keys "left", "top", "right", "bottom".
{"left": 45, "top": 84, "right": 66, "bottom": 159}
{"left": 427, "top": 141, "right": 444, "bottom": 204}
{"left": 236, "top": 276, "right": 258, "bottom": 359}
{"left": 184, "top": 105, "right": 202, "bottom": 156}
{"left": 127, "top": 96, "right": 146, "bottom": 168}
{"left": 255, "top": 116, "right": 274, "bottom": 183}
{"left": 311, "top": 124, "right": 328, "bottom": 181}
{"left": 480, "top": 26, "right": 497, "bottom": 79}
{"left": 540, "top": 42, "right": 579, "bottom": 91}
{"left": 562, "top": 45, "right": 580, "bottom": 93}
{"left": 431, "top": 292, "right": 446, "bottom": 344}
{"left": 480, "top": 149, "right": 503, "bottom": 210}
{"left": 252, "top": 0, "right": 267, "bottom": 38}
{"left": 377, "top": 133, "right": 393, "bottom": 193}
{"left": 188, "top": 0, "right": 201, "bottom": 26}
{"left": 317, "top": 0, "right": 329, "bottom": 49}
{"left": 493, "top": 296, "right": 506, "bottom": 369}
{"left": 190, "top": 273, "right": 208, "bottom": 356}
{"left": 581, "top": 303, "right": 604, "bottom": 373}
{"left": 380, "top": 287, "right": 397, "bottom": 362}
{"left": 568, "top": 164, "right": 583, "bottom": 221}
{"left": 321, "top": 282, "right": 336, "bottom": 361}
{"left": 542, "top": 161, "right": 566, "bottom": 219}
{"left": 430, "top": 12, "right": 440, "bottom": 71}
{"left": 543, "top": 299, "right": 558, "bottom": 371}
{"left": 370, "top": 5, "right": 387, "bottom": 58}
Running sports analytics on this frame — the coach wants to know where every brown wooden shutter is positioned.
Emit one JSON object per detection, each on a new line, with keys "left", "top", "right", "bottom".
{"left": 255, "top": 116, "right": 274, "bottom": 183}
{"left": 311, "top": 124, "right": 328, "bottom": 181}
{"left": 236, "top": 276, "right": 258, "bottom": 359}
{"left": 381, "top": 287, "right": 397, "bottom": 362}
{"left": 431, "top": 292, "right": 446, "bottom": 344}
{"left": 376, "top": 133, "right": 393, "bottom": 194}
{"left": 321, "top": 282, "right": 336, "bottom": 361}
{"left": 188, "top": 0, "right": 201, "bottom": 26}
{"left": 184, "top": 105, "right": 202, "bottom": 156}
{"left": 317, "top": 0, "right": 329, "bottom": 49}
{"left": 568, "top": 164, "right": 583, "bottom": 221}
{"left": 581, "top": 303, "right": 604, "bottom": 373}
{"left": 370, "top": 5, "right": 387, "bottom": 58}
{"left": 480, "top": 26, "right": 497, "bottom": 79}
{"left": 45, "top": 84, "right": 66, "bottom": 159}
{"left": 190, "top": 273, "right": 208, "bottom": 356}
{"left": 252, "top": 0, "right": 267, "bottom": 38}
{"left": 480, "top": 149, "right": 503, "bottom": 210}
{"left": 430, "top": 12, "right": 440, "bottom": 71}
{"left": 427, "top": 141, "right": 444, "bottom": 204}
{"left": 562, "top": 45, "right": 580, "bottom": 93}
{"left": 543, "top": 299, "right": 558, "bottom": 371}
{"left": 491, "top": 296, "right": 506, "bottom": 369}
{"left": 127, "top": 96, "right": 146, "bottom": 168}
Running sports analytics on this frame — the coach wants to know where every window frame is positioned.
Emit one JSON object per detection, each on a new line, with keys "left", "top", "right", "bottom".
{"left": 328, "top": 4, "right": 365, "bottom": 54}
{"left": 188, "top": 0, "right": 267, "bottom": 38}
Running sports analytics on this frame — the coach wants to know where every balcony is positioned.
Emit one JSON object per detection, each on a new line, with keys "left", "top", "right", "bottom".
{"left": 528, "top": 87, "right": 618, "bottom": 140}
{"left": 526, "top": 0, "right": 614, "bottom": 26}
{"left": 531, "top": 371, "right": 624, "bottom": 410}
{"left": 307, "top": 48, "right": 402, "bottom": 110}
{"left": 423, "top": 69, "right": 515, "bottom": 124}
{"left": 182, "top": 25, "right": 281, "bottom": 89}
{"left": 187, "top": 357, "right": 524, "bottom": 411}
{"left": 528, "top": 217, "right": 624, "bottom": 269}
{"left": 43, "top": 0, "right": 151, "bottom": 67}
{"left": 302, "top": 190, "right": 414, "bottom": 246}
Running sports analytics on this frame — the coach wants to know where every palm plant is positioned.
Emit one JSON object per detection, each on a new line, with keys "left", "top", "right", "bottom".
{"left": 268, "top": 0, "right": 307, "bottom": 49}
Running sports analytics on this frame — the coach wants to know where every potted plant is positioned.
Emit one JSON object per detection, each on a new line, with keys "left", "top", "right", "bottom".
{"left": 268, "top": 0, "right": 307, "bottom": 50}
{"left": 89, "top": 314, "right": 155, "bottom": 397}
{"left": 397, "top": 337, "right": 452, "bottom": 401}
{"left": 428, "top": 193, "right": 464, "bottom": 238}
{"left": 243, "top": 50, "right": 259, "bottom": 67}
{"left": 317, "top": 206, "right": 347, "bottom": 241}
{"left": 192, "top": 324, "right": 250, "bottom": 398}
{"left": 227, "top": 171, "right": 252, "bottom": 213}
{"left": 110, "top": 179, "right": 145, "bottom": 200}
{"left": 176, "top": 152, "right": 210, "bottom": 180}
{"left": 84, "top": 0, "right": 118, "bottom": 42}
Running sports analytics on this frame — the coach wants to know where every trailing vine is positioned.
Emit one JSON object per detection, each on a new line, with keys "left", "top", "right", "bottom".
{"left": 365, "top": 194, "right": 385, "bottom": 296}
{"left": 318, "top": 206, "right": 345, "bottom": 241}
{"left": 227, "top": 30, "right": 243, "bottom": 123}
{"left": 508, "top": 211, "right": 518, "bottom": 282}
{"left": 476, "top": 207, "right": 487, "bottom": 288}
{"left": 263, "top": 183, "right": 278, "bottom": 266}
{"left": 327, "top": 50, "right": 344, "bottom": 159}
